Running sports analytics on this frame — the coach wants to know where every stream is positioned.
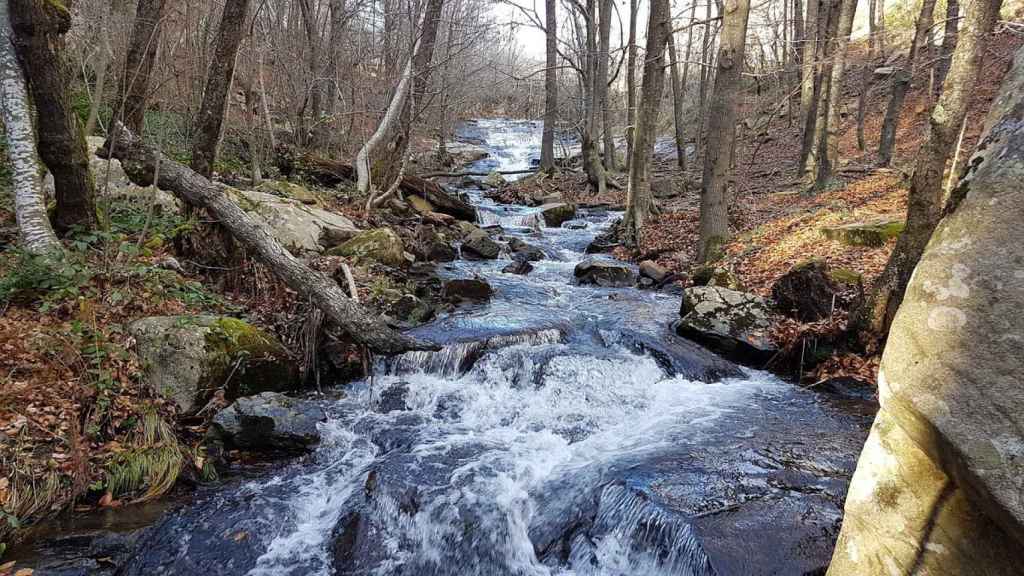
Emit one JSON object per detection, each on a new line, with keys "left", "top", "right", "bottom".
{"left": 21, "top": 119, "right": 871, "bottom": 576}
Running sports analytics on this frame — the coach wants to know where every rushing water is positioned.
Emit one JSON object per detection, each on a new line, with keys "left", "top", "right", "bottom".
{"left": 22, "top": 119, "right": 871, "bottom": 576}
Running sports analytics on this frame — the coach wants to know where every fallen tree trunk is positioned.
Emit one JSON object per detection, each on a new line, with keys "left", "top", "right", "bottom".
{"left": 279, "top": 152, "right": 477, "bottom": 221}
{"left": 103, "top": 124, "right": 436, "bottom": 355}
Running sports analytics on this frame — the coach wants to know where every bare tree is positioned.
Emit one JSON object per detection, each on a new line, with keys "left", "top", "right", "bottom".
{"left": 191, "top": 0, "right": 252, "bottom": 179}
{"left": 809, "top": 0, "right": 856, "bottom": 190}
{"left": 540, "top": 0, "right": 558, "bottom": 172}
{"left": 697, "top": 0, "right": 751, "bottom": 262}
{"left": 667, "top": 26, "right": 687, "bottom": 172}
{"left": 622, "top": 0, "right": 671, "bottom": 247}
{"left": 934, "top": 0, "right": 960, "bottom": 91}
{"left": 116, "top": 0, "right": 167, "bottom": 135}
{"left": 1, "top": 0, "right": 60, "bottom": 254}
{"left": 854, "top": 0, "right": 1004, "bottom": 346}
{"left": 597, "top": 0, "right": 616, "bottom": 170}
{"left": 11, "top": 0, "right": 98, "bottom": 233}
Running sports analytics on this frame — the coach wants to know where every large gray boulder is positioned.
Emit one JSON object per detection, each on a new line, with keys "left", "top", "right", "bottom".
{"left": 130, "top": 316, "right": 298, "bottom": 415}
{"left": 233, "top": 189, "right": 359, "bottom": 255}
{"left": 573, "top": 259, "right": 636, "bottom": 288}
{"left": 827, "top": 47, "right": 1024, "bottom": 575}
{"left": 210, "top": 392, "right": 326, "bottom": 452}
{"left": 674, "top": 286, "right": 777, "bottom": 364}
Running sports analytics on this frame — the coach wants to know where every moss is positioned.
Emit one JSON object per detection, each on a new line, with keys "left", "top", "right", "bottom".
{"left": 822, "top": 219, "right": 905, "bottom": 247}
{"left": 326, "top": 228, "right": 406, "bottom": 267}
{"left": 202, "top": 317, "right": 296, "bottom": 399}
{"left": 258, "top": 180, "right": 319, "bottom": 204}
{"left": 829, "top": 267, "right": 863, "bottom": 285}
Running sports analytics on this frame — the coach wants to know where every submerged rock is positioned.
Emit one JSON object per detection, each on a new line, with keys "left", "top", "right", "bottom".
{"left": 675, "top": 286, "right": 777, "bottom": 365}
{"left": 771, "top": 258, "right": 842, "bottom": 321}
{"left": 461, "top": 228, "right": 501, "bottom": 260}
{"left": 574, "top": 259, "right": 636, "bottom": 288}
{"left": 130, "top": 316, "right": 298, "bottom": 415}
{"left": 209, "top": 392, "right": 326, "bottom": 453}
{"left": 327, "top": 228, "right": 407, "bottom": 267}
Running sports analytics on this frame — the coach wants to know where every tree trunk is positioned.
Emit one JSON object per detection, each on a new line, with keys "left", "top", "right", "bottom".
{"left": 11, "top": 0, "right": 98, "bottom": 234}
{"left": 853, "top": 0, "right": 1003, "bottom": 348}
{"left": 84, "top": 0, "right": 114, "bottom": 137}
{"left": 540, "top": 0, "right": 558, "bottom": 173}
{"left": 190, "top": 0, "right": 251, "bottom": 179}
{"left": 581, "top": 0, "right": 607, "bottom": 196}
{"left": 668, "top": 29, "right": 688, "bottom": 172}
{"left": 116, "top": 0, "right": 167, "bottom": 135}
{"left": 934, "top": 0, "right": 959, "bottom": 92}
{"left": 326, "top": 0, "right": 347, "bottom": 119}
{"left": 623, "top": 0, "right": 671, "bottom": 247}
{"left": 798, "top": 0, "right": 823, "bottom": 172}
{"left": 697, "top": 0, "right": 714, "bottom": 150}
{"left": 1, "top": 0, "right": 60, "bottom": 254}
{"left": 813, "top": 0, "right": 857, "bottom": 189}
{"left": 697, "top": 0, "right": 751, "bottom": 262}
{"left": 624, "top": 0, "right": 638, "bottom": 162}
{"left": 867, "top": 0, "right": 877, "bottom": 59}
{"left": 792, "top": 0, "right": 803, "bottom": 79}
{"left": 597, "top": 0, "right": 616, "bottom": 170}
{"left": 106, "top": 125, "right": 435, "bottom": 355}
{"left": 298, "top": 0, "right": 322, "bottom": 136}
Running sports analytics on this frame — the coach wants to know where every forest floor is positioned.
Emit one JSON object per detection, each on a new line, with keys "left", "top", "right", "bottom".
{"left": 0, "top": 26, "right": 1021, "bottom": 567}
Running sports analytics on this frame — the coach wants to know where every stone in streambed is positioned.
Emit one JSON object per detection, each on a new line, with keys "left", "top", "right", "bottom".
{"left": 639, "top": 260, "right": 670, "bottom": 283}
{"left": 209, "top": 392, "right": 326, "bottom": 453}
{"left": 539, "top": 202, "right": 577, "bottom": 227}
{"left": 461, "top": 228, "right": 501, "bottom": 260}
{"left": 412, "top": 224, "right": 456, "bottom": 262}
{"left": 443, "top": 278, "right": 493, "bottom": 302}
{"left": 574, "top": 259, "right": 636, "bottom": 288}
{"left": 507, "top": 237, "right": 546, "bottom": 261}
{"left": 674, "top": 286, "right": 778, "bottom": 365}
{"left": 502, "top": 259, "right": 534, "bottom": 275}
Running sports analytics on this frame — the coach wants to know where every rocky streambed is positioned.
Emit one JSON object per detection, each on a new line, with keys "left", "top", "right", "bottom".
{"left": 16, "top": 119, "right": 872, "bottom": 576}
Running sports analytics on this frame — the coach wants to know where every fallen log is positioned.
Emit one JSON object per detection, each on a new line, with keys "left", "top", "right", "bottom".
{"left": 278, "top": 152, "right": 477, "bottom": 221}
{"left": 103, "top": 124, "right": 437, "bottom": 355}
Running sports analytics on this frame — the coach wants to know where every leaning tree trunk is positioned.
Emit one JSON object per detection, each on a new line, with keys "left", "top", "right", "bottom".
{"left": 191, "top": 0, "right": 251, "bottom": 179}
{"left": 623, "top": 0, "right": 670, "bottom": 247}
{"left": 697, "top": 0, "right": 751, "bottom": 262}
{"left": 827, "top": 42, "right": 1024, "bottom": 576}
{"left": 106, "top": 124, "right": 434, "bottom": 355}
{"left": 668, "top": 29, "right": 688, "bottom": 172}
{"left": 539, "top": 0, "right": 558, "bottom": 173}
{"left": 11, "top": 0, "right": 98, "bottom": 234}
{"left": 1, "top": 0, "right": 60, "bottom": 254}
{"left": 597, "top": 0, "right": 616, "bottom": 170}
{"left": 852, "top": 0, "right": 1003, "bottom": 349}
{"left": 116, "top": 0, "right": 167, "bottom": 135}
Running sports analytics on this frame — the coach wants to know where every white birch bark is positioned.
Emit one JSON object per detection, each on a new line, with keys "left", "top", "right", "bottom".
{"left": 0, "top": 0, "right": 60, "bottom": 255}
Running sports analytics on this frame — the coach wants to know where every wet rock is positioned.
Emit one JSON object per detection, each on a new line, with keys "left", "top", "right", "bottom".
{"left": 412, "top": 224, "right": 456, "bottom": 262}
{"left": 539, "top": 202, "right": 577, "bottom": 227}
{"left": 574, "top": 259, "right": 636, "bottom": 288}
{"left": 256, "top": 179, "right": 319, "bottom": 204}
{"left": 638, "top": 276, "right": 655, "bottom": 288}
{"left": 507, "top": 237, "right": 546, "bottom": 261}
{"left": 639, "top": 260, "right": 670, "bottom": 283}
{"left": 461, "top": 228, "right": 501, "bottom": 260}
{"left": 607, "top": 328, "right": 743, "bottom": 382}
{"left": 675, "top": 286, "right": 778, "bottom": 365}
{"left": 387, "top": 293, "right": 436, "bottom": 326}
{"left": 327, "top": 228, "right": 407, "bottom": 267}
{"left": 130, "top": 316, "right": 298, "bottom": 414}
{"left": 563, "top": 220, "right": 588, "bottom": 230}
{"left": 691, "top": 265, "right": 743, "bottom": 290}
{"left": 233, "top": 189, "right": 358, "bottom": 255}
{"left": 820, "top": 217, "right": 904, "bottom": 247}
{"left": 17, "top": 529, "right": 144, "bottom": 576}
{"left": 586, "top": 220, "right": 622, "bottom": 253}
{"left": 771, "top": 258, "right": 841, "bottom": 321}
{"left": 443, "top": 278, "right": 493, "bottom": 302}
{"left": 375, "top": 381, "right": 411, "bottom": 413}
{"left": 209, "top": 392, "right": 326, "bottom": 452}
{"left": 502, "top": 259, "right": 534, "bottom": 275}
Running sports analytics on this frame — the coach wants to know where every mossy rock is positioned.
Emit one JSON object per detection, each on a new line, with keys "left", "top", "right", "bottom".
{"left": 829, "top": 267, "right": 863, "bottom": 285}
{"left": 129, "top": 316, "right": 298, "bottom": 415}
{"left": 691, "top": 265, "right": 743, "bottom": 291}
{"left": 257, "top": 180, "right": 319, "bottom": 205}
{"left": 821, "top": 218, "right": 905, "bottom": 247}
{"left": 326, "top": 228, "right": 406, "bottom": 267}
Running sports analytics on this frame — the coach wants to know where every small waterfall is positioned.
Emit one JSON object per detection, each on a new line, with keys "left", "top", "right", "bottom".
{"left": 381, "top": 328, "right": 564, "bottom": 378}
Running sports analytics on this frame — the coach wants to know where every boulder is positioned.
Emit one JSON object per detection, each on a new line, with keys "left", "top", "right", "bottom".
{"left": 771, "top": 259, "right": 841, "bottom": 321}
{"left": 412, "top": 224, "right": 456, "bottom": 262}
{"left": 828, "top": 48, "right": 1024, "bottom": 575}
{"left": 256, "top": 180, "right": 319, "bottom": 204}
{"left": 387, "top": 294, "right": 436, "bottom": 326}
{"left": 674, "top": 286, "right": 777, "bottom": 364}
{"left": 821, "top": 217, "right": 905, "bottom": 247}
{"left": 130, "top": 316, "right": 298, "bottom": 415}
{"left": 209, "top": 392, "right": 325, "bottom": 453}
{"left": 639, "top": 260, "right": 670, "bottom": 283}
{"left": 574, "top": 260, "right": 636, "bottom": 288}
{"left": 461, "top": 228, "right": 501, "bottom": 260}
{"left": 651, "top": 179, "right": 678, "bottom": 199}
{"left": 691, "top": 265, "right": 743, "bottom": 290}
{"left": 502, "top": 259, "right": 534, "bottom": 275}
{"left": 326, "top": 228, "right": 406, "bottom": 267}
{"left": 408, "top": 195, "right": 435, "bottom": 215}
{"left": 443, "top": 278, "right": 493, "bottom": 302}
{"left": 507, "top": 237, "right": 545, "bottom": 261}
{"left": 234, "top": 189, "right": 358, "bottom": 255}
{"left": 539, "top": 203, "right": 577, "bottom": 228}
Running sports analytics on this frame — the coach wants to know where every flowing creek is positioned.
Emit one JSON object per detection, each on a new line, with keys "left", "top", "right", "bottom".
{"left": 21, "top": 119, "right": 872, "bottom": 576}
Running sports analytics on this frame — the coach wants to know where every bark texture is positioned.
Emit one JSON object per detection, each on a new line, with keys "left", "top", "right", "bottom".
{"left": 10, "top": 0, "right": 98, "bottom": 233}
{"left": 668, "top": 29, "right": 688, "bottom": 172}
{"left": 116, "top": 0, "right": 167, "bottom": 135}
{"left": 854, "top": 0, "right": 1003, "bottom": 346}
{"left": 829, "top": 42, "right": 1024, "bottom": 576}
{"left": 1, "top": 0, "right": 60, "bottom": 254}
{"left": 697, "top": 0, "right": 751, "bottom": 262}
{"left": 106, "top": 125, "right": 435, "bottom": 355}
{"left": 191, "top": 0, "right": 251, "bottom": 179}
{"left": 539, "top": 0, "right": 557, "bottom": 172}
{"left": 622, "top": 0, "right": 671, "bottom": 247}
